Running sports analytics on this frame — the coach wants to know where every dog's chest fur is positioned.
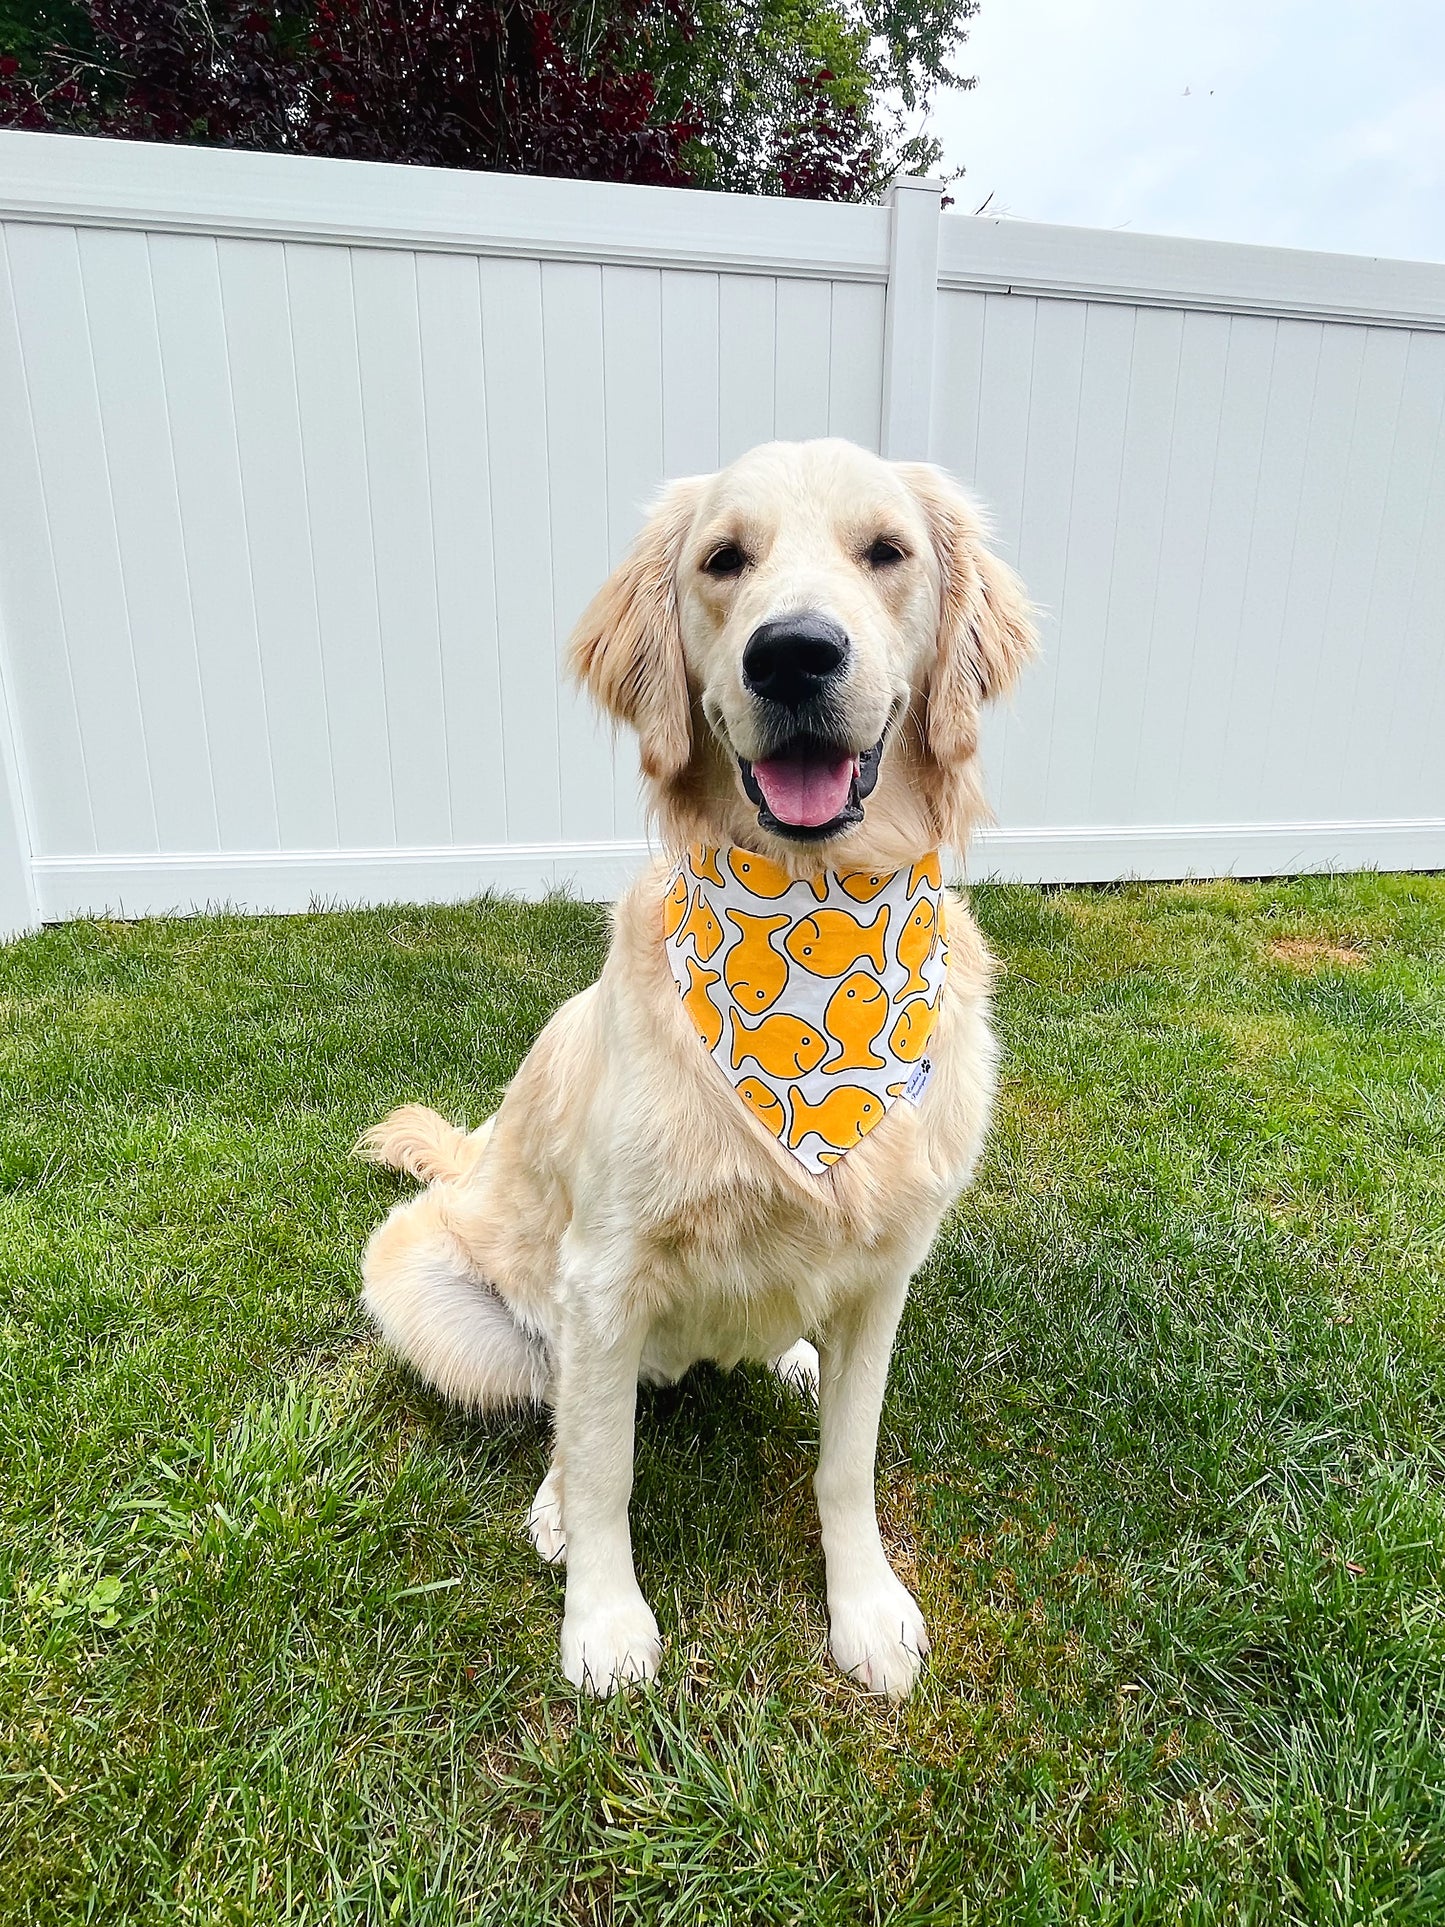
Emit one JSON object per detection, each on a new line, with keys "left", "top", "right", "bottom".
{"left": 632, "top": 1150, "right": 946, "bottom": 1378}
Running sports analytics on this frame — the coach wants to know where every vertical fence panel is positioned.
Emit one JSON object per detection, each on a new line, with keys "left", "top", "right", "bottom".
{"left": 216, "top": 237, "right": 338, "bottom": 851}
{"left": 0, "top": 244, "right": 39, "bottom": 934}
{"left": 774, "top": 280, "right": 833, "bottom": 440}
{"left": 994, "top": 296, "right": 1088, "bottom": 830}
{"left": 1170, "top": 313, "right": 1279, "bottom": 828}
{"left": 718, "top": 275, "right": 777, "bottom": 462}
{"left": 1129, "top": 308, "right": 1233, "bottom": 824}
{"left": 1040, "top": 300, "right": 1137, "bottom": 823}
{"left": 1393, "top": 432, "right": 1445, "bottom": 820}
{"left": 661, "top": 270, "right": 721, "bottom": 476}
{"left": 414, "top": 250, "right": 508, "bottom": 847}
{"left": 1299, "top": 326, "right": 1412, "bottom": 821}
{"left": 718, "top": 274, "right": 777, "bottom": 462}
{"left": 542, "top": 260, "right": 620, "bottom": 841}
{"left": 351, "top": 246, "right": 453, "bottom": 847}
{"left": 0, "top": 227, "right": 94, "bottom": 858}
{"left": 599, "top": 265, "right": 663, "bottom": 841}
{"left": 1081, "top": 304, "right": 1183, "bottom": 827}
{"left": 75, "top": 226, "right": 221, "bottom": 855}
{"left": 966, "top": 293, "right": 1038, "bottom": 814}
{"left": 1359, "top": 335, "right": 1445, "bottom": 821}
{"left": 971, "top": 293, "right": 1036, "bottom": 546}
{"left": 478, "top": 254, "right": 560, "bottom": 844}
{"left": 1215, "top": 319, "right": 1322, "bottom": 825}
{"left": 1253, "top": 323, "right": 1369, "bottom": 826}
{"left": 929, "top": 288, "right": 984, "bottom": 480}
{"left": 4, "top": 220, "right": 156, "bottom": 855}
{"left": 826, "top": 281, "right": 886, "bottom": 449}
{"left": 286, "top": 242, "right": 395, "bottom": 847}
{"left": 0, "top": 655, "right": 36, "bottom": 937}
{"left": 148, "top": 233, "right": 279, "bottom": 852}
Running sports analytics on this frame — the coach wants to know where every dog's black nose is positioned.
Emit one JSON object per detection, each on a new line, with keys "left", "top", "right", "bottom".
{"left": 742, "top": 614, "right": 850, "bottom": 710}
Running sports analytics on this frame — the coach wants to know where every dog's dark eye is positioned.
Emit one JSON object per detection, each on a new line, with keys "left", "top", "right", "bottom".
{"left": 865, "top": 537, "right": 906, "bottom": 568}
{"left": 703, "top": 543, "right": 747, "bottom": 578}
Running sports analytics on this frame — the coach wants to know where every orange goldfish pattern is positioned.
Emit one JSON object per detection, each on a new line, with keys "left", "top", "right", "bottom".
{"left": 821, "top": 972, "right": 890, "bottom": 1072}
{"left": 689, "top": 845, "right": 725, "bottom": 887}
{"left": 663, "top": 869, "right": 690, "bottom": 938}
{"left": 887, "top": 995, "right": 935, "bottom": 1062}
{"left": 729, "top": 1007, "right": 828, "bottom": 1078}
{"left": 723, "top": 907, "right": 790, "bottom": 1012}
{"left": 681, "top": 956, "right": 724, "bottom": 1051}
{"left": 725, "top": 848, "right": 795, "bottom": 897}
{"left": 679, "top": 887, "right": 724, "bottom": 961}
{"left": 896, "top": 896, "right": 937, "bottom": 997}
{"left": 837, "top": 870, "right": 893, "bottom": 903}
{"left": 784, "top": 905, "right": 890, "bottom": 977}
{"left": 908, "top": 853, "right": 942, "bottom": 898}
{"left": 737, "top": 1076, "right": 787, "bottom": 1138}
{"left": 786, "top": 1083, "right": 885, "bottom": 1153}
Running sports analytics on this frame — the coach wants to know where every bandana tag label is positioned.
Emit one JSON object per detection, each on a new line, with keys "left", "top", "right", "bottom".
{"left": 901, "top": 1056, "right": 934, "bottom": 1105}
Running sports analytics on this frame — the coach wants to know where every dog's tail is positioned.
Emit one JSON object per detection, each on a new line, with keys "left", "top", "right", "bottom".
{"left": 354, "top": 1104, "right": 494, "bottom": 1186}
{"left": 361, "top": 1186, "right": 551, "bottom": 1410}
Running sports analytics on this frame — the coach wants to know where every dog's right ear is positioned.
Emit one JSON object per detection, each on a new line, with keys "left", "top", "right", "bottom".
{"left": 569, "top": 477, "right": 704, "bottom": 783}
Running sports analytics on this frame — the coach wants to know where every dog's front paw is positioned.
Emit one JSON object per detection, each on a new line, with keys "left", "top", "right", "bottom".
{"left": 561, "top": 1589, "right": 662, "bottom": 1695}
{"left": 828, "top": 1576, "right": 930, "bottom": 1699}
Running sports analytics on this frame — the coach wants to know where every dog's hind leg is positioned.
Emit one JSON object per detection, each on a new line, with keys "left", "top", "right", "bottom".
{"left": 361, "top": 1185, "right": 550, "bottom": 1411}
{"left": 770, "top": 1338, "right": 820, "bottom": 1401}
{"left": 527, "top": 1459, "right": 567, "bottom": 1565}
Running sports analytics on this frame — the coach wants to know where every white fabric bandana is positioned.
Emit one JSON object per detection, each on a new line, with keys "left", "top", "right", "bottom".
{"left": 663, "top": 844, "right": 948, "bottom": 1173}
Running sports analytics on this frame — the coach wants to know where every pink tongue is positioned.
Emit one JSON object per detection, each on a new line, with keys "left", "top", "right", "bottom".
{"left": 751, "top": 751, "right": 857, "bottom": 828}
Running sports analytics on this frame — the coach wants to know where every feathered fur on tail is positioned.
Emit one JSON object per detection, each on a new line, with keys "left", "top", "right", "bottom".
{"left": 354, "top": 1104, "right": 494, "bottom": 1186}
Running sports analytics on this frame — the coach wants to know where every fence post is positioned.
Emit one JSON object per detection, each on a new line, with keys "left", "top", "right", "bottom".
{"left": 880, "top": 176, "right": 944, "bottom": 461}
{"left": 0, "top": 642, "right": 38, "bottom": 943}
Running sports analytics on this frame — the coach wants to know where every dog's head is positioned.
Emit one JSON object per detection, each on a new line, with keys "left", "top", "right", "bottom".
{"left": 571, "top": 439, "right": 1036, "bottom": 867}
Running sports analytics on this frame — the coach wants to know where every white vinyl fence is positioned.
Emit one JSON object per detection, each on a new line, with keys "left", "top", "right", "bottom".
{"left": 1, "top": 131, "right": 1443, "bottom": 939}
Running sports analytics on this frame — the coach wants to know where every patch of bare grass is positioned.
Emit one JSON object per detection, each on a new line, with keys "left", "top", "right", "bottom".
{"left": 1268, "top": 935, "right": 1372, "bottom": 969}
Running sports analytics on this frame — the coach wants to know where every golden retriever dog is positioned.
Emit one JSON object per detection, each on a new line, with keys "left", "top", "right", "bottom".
{"left": 358, "top": 438, "right": 1035, "bottom": 1698}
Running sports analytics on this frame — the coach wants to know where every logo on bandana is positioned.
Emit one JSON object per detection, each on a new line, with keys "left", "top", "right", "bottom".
{"left": 664, "top": 845, "right": 948, "bottom": 1172}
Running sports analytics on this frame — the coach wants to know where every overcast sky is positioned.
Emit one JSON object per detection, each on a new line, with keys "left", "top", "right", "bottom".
{"left": 930, "top": 0, "right": 1445, "bottom": 264}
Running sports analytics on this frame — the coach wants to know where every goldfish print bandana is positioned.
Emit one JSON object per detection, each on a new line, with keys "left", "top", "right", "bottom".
{"left": 663, "top": 844, "right": 948, "bottom": 1173}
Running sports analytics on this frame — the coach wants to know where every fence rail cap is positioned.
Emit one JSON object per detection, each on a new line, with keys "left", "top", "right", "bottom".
{"left": 940, "top": 210, "right": 1445, "bottom": 331}
{"left": 0, "top": 129, "right": 893, "bottom": 281}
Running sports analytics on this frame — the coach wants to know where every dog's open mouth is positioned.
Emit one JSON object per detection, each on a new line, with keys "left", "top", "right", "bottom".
{"left": 738, "top": 734, "right": 885, "bottom": 841}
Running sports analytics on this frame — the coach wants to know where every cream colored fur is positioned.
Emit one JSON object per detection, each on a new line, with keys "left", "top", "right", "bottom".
{"left": 358, "top": 438, "right": 1035, "bottom": 1699}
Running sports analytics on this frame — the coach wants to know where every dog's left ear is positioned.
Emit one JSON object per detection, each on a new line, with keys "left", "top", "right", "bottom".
{"left": 569, "top": 476, "right": 705, "bottom": 782}
{"left": 897, "top": 462, "right": 1038, "bottom": 767}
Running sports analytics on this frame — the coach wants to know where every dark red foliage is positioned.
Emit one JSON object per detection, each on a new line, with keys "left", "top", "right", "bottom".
{"left": 0, "top": 0, "right": 709, "bottom": 188}
{"left": 772, "top": 67, "right": 876, "bottom": 201}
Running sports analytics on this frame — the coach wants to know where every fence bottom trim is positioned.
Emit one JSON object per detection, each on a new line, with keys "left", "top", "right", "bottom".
{"left": 21, "top": 818, "right": 1445, "bottom": 924}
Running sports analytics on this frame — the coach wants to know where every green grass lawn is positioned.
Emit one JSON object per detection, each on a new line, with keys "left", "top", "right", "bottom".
{"left": 2, "top": 874, "right": 1443, "bottom": 1924}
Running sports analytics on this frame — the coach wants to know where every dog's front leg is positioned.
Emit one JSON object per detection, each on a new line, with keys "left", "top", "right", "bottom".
{"left": 815, "top": 1275, "right": 929, "bottom": 1699}
{"left": 553, "top": 1299, "right": 661, "bottom": 1695}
